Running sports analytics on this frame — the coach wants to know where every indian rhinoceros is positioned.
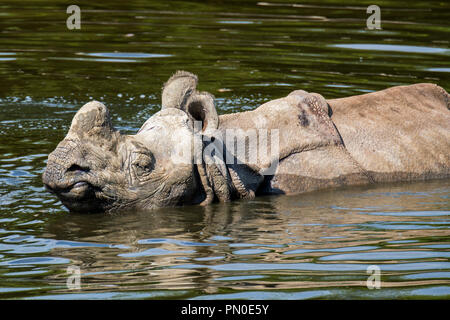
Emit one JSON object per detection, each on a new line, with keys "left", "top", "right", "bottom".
{"left": 42, "top": 71, "right": 450, "bottom": 213}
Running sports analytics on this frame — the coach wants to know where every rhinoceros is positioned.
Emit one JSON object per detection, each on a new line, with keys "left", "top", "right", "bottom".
{"left": 42, "top": 71, "right": 450, "bottom": 213}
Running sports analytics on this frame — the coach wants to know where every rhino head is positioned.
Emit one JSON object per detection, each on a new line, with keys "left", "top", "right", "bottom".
{"left": 43, "top": 71, "right": 219, "bottom": 213}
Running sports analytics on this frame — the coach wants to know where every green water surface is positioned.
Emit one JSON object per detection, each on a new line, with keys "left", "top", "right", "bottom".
{"left": 0, "top": 0, "right": 449, "bottom": 299}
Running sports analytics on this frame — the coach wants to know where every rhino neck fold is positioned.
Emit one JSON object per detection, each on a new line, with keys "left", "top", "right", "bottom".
{"left": 194, "top": 136, "right": 266, "bottom": 205}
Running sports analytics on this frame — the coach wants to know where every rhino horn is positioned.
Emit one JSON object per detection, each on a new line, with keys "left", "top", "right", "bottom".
{"left": 67, "top": 100, "right": 118, "bottom": 143}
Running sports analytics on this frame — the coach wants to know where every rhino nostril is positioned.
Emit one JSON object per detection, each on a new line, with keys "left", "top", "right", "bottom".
{"left": 67, "top": 164, "right": 90, "bottom": 173}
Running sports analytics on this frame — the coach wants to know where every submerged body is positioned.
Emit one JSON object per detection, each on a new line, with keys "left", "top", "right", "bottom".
{"left": 42, "top": 71, "right": 450, "bottom": 213}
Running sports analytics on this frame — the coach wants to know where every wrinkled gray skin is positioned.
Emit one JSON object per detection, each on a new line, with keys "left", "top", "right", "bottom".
{"left": 43, "top": 71, "right": 450, "bottom": 213}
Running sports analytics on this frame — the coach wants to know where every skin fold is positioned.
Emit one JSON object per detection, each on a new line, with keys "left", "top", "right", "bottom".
{"left": 42, "top": 71, "right": 450, "bottom": 213}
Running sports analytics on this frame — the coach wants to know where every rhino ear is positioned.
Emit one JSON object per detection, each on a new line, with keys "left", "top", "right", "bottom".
{"left": 186, "top": 92, "right": 219, "bottom": 134}
{"left": 161, "top": 71, "right": 218, "bottom": 133}
{"left": 162, "top": 70, "right": 198, "bottom": 110}
{"left": 68, "top": 101, "right": 116, "bottom": 140}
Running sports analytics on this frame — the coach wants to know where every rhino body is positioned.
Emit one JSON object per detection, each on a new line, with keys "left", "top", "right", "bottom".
{"left": 42, "top": 71, "right": 450, "bottom": 213}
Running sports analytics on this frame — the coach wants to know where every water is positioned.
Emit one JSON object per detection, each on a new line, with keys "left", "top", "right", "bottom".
{"left": 0, "top": 0, "right": 449, "bottom": 299}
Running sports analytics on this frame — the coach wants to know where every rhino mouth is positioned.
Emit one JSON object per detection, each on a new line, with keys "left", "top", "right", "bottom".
{"left": 45, "top": 180, "right": 95, "bottom": 200}
{"left": 45, "top": 180, "right": 106, "bottom": 213}
{"left": 60, "top": 181, "right": 90, "bottom": 199}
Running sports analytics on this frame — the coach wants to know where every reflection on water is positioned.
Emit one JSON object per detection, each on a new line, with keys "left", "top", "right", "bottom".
{"left": 0, "top": 178, "right": 449, "bottom": 299}
{"left": 0, "top": 0, "right": 449, "bottom": 299}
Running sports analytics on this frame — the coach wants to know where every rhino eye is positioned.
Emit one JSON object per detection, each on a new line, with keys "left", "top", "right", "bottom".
{"left": 132, "top": 153, "right": 153, "bottom": 177}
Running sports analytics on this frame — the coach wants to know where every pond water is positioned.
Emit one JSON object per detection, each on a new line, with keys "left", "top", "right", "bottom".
{"left": 0, "top": 0, "right": 449, "bottom": 299}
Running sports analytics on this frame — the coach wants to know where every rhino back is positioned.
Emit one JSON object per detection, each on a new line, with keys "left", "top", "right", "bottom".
{"left": 328, "top": 83, "right": 450, "bottom": 182}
